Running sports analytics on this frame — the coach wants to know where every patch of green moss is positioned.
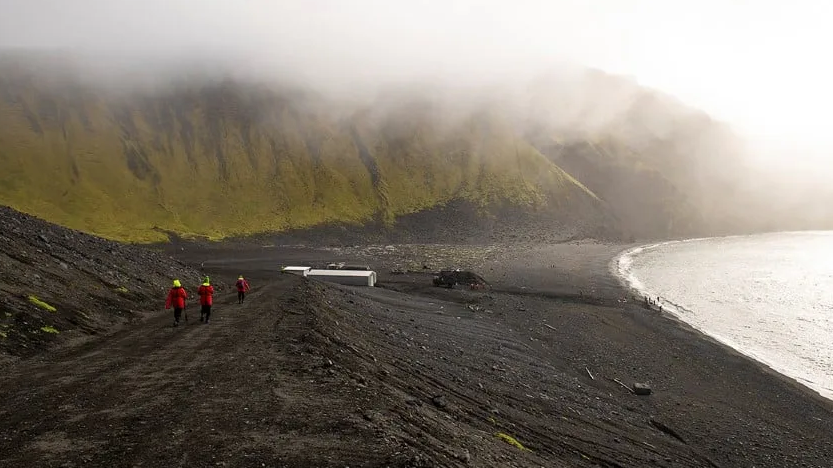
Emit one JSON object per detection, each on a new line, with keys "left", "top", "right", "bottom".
{"left": 496, "top": 432, "right": 529, "bottom": 451}
{"left": 28, "top": 295, "right": 56, "bottom": 312}
{"left": 40, "top": 326, "right": 59, "bottom": 334}
{"left": 0, "top": 331, "right": 6, "bottom": 338}
{"left": 115, "top": 286, "right": 129, "bottom": 294}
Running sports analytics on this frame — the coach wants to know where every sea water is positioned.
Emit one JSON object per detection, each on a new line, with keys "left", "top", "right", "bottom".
{"left": 617, "top": 231, "right": 833, "bottom": 400}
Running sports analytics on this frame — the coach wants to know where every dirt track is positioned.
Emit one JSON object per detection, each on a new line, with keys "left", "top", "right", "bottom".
{"left": 1, "top": 274, "right": 406, "bottom": 467}
{"left": 2, "top": 243, "right": 833, "bottom": 467}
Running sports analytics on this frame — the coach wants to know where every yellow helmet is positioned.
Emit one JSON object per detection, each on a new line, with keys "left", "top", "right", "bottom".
{"left": 173, "top": 279, "right": 181, "bottom": 287}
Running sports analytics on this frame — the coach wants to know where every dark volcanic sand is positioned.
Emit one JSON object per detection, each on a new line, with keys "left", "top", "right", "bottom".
{"left": 1, "top": 241, "right": 832, "bottom": 467}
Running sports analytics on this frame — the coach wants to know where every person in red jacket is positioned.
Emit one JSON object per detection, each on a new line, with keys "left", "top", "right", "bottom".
{"left": 165, "top": 279, "right": 188, "bottom": 327}
{"left": 198, "top": 276, "right": 214, "bottom": 324}
{"left": 236, "top": 275, "right": 250, "bottom": 304}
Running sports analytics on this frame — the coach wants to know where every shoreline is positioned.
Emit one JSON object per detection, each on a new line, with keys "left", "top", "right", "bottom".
{"left": 612, "top": 238, "right": 833, "bottom": 406}
{"left": 2, "top": 238, "right": 833, "bottom": 466}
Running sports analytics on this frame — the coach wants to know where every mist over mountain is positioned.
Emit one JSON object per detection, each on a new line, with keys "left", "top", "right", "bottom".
{"left": 0, "top": 52, "right": 828, "bottom": 243}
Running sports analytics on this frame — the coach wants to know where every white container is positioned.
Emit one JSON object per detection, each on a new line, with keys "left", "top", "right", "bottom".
{"left": 281, "top": 266, "right": 312, "bottom": 277}
{"left": 306, "top": 269, "right": 377, "bottom": 287}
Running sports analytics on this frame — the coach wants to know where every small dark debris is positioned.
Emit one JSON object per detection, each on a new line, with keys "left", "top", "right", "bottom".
{"left": 633, "top": 383, "right": 652, "bottom": 396}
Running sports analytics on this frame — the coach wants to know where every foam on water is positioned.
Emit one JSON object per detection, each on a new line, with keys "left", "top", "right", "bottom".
{"left": 615, "top": 232, "right": 833, "bottom": 401}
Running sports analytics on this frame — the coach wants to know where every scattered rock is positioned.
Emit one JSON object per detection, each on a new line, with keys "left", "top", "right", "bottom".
{"left": 633, "top": 383, "right": 652, "bottom": 396}
{"left": 401, "top": 453, "right": 433, "bottom": 468}
{"left": 431, "top": 395, "right": 448, "bottom": 408}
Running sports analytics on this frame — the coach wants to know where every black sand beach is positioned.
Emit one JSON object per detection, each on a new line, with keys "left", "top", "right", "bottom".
{"left": 1, "top": 239, "right": 832, "bottom": 467}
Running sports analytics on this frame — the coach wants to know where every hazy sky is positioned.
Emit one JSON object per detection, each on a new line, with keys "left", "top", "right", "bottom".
{"left": 1, "top": 0, "right": 832, "bottom": 163}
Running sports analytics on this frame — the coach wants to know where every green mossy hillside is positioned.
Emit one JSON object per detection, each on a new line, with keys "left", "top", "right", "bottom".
{"left": 0, "top": 72, "right": 605, "bottom": 242}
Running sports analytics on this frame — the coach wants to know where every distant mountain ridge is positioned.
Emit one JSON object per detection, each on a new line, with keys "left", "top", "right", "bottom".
{"left": 0, "top": 53, "right": 818, "bottom": 243}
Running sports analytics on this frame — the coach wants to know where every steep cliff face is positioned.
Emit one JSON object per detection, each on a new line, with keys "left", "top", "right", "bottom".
{"left": 0, "top": 55, "right": 772, "bottom": 243}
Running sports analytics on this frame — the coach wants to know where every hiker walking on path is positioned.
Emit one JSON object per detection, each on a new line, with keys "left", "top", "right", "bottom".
{"left": 198, "top": 276, "right": 214, "bottom": 324}
{"left": 165, "top": 279, "right": 188, "bottom": 327}
{"left": 236, "top": 275, "right": 250, "bottom": 304}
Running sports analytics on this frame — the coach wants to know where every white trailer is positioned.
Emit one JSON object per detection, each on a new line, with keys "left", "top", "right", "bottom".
{"left": 306, "top": 269, "right": 377, "bottom": 287}
{"left": 281, "top": 266, "right": 312, "bottom": 277}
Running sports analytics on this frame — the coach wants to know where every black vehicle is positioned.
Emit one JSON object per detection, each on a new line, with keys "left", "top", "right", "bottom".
{"left": 326, "top": 262, "right": 370, "bottom": 271}
{"left": 432, "top": 269, "right": 488, "bottom": 289}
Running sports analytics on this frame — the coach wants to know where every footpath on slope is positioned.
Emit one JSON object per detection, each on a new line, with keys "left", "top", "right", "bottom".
{"left": 0, "top": 275, "right": 397, "bottom": 467}
{"left": 3, "top": 270, "right": 588, "bottom": 467}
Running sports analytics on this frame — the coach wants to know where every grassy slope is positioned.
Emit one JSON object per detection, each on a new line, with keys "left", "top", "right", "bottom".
{"left": 0, "top": 70, "right": 603, "bottom": 243}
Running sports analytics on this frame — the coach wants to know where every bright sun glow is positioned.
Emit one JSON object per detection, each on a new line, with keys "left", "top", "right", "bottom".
{"left": 471, "top": 0, "right": 833, "bottom": 158}
{"left": 599, "top": 1, "right": 833, "bottom": 159}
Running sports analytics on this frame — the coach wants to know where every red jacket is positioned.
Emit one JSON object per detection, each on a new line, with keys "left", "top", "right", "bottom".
{"left": 198, "top": 284, "right": 214, "bottom": 306}
{"left": 165, "top": 287, "right": 188, "bottom": 309}
{"left": 236, "top": 279, "right": 250, "bottom": 292}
